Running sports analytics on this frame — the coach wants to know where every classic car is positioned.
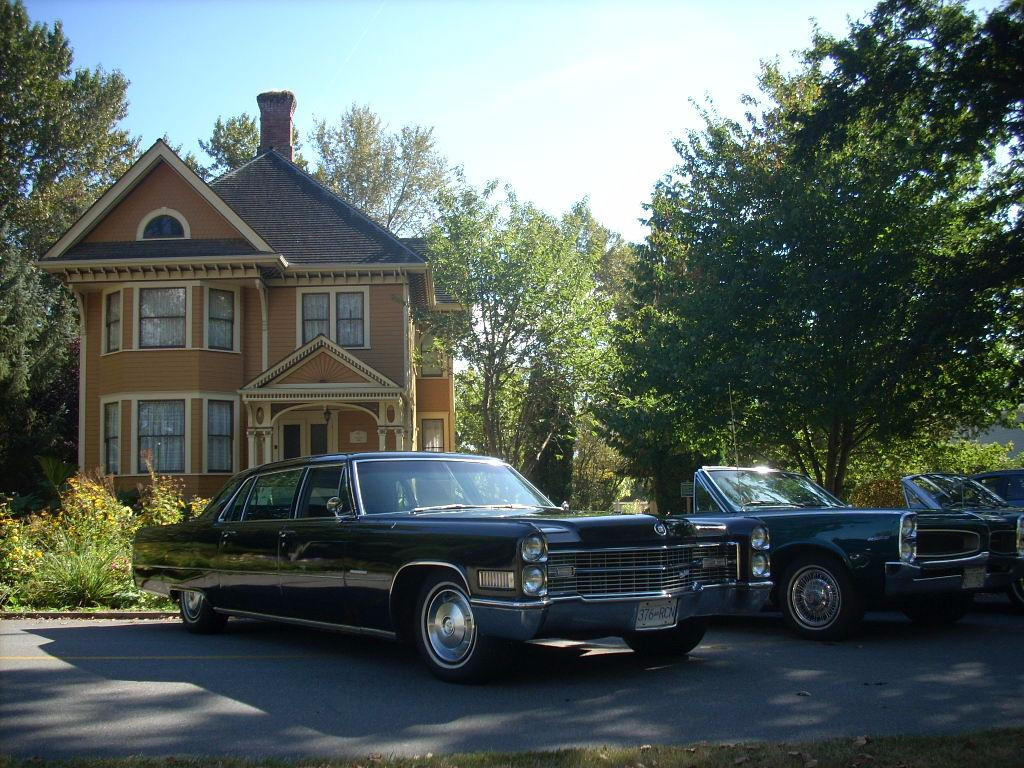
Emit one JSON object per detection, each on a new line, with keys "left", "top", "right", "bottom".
{"left": 133, "top": 452, "right": 773, "bottom": 682}
{"left": 971, "top": 469, "right": 1024, "bottom": 507}
{"left": 902, "top": 472, "right": 1024, "bottom": 609}
{"left": 683, "top": 466, "right": 1024, "bottom": 640}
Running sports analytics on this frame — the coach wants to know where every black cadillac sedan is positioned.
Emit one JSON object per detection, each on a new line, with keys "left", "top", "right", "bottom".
{"left": 133, "top": 452, "right": 772, "bottom": 681}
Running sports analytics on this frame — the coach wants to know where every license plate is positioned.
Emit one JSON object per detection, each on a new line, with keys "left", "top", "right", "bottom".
{"left": 634, "top": 599, "right": 679, "bottom": 630}
{"left": 962, "top": 567, "right": 985, "bottom": 590}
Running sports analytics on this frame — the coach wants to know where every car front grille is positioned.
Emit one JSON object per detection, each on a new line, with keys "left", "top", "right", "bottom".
{"left": 546, "top": 543, "right": 739, "bottom": 597}
{"left": 917, "top": 529, "right": 982, "bottom": 558}
{"left": 989, "top": 530, "right": 1015, "bottom": 555}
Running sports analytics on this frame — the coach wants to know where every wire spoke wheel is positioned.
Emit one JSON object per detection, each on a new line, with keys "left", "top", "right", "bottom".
{"left": 789, "top": 565, "right": 842, "bottom": 629}
{"left": 181, "top": 590, "right": 205, "bottom": 621}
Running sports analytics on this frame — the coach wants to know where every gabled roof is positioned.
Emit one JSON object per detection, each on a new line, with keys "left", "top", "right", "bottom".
{"left": 211, "top": 151, "right": 427, "bottom": 266}
{"left": 242, "top": 334, "right": 402, "bottom": 391}
{"left": 40, "top": 140, "right": 274, "bottom": 262}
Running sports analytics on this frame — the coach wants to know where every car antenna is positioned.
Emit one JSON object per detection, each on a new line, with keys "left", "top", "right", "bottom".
{"left": 728, "top": 382, "right": 740, "bottom": 469}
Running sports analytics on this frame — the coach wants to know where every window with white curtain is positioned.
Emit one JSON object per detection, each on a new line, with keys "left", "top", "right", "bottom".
{"left": 139, "top": 287, "right": 186, "bottom": 348}
{"left": 207, "top": 400, "right": 232, "bottom": 472}
{"left": 336, "top": 292, "right": 364, "bottom": 347}
{"left": 104, "top": 402, "right": 120, "bottom": 474}
{"left": 422, "top": 419, "right": 445, "bottom": 452}
{"left": 208, "top": 289, "right": 234, "bottom": 350}
{"left": 138, "top": 400, "right": 185, "bottom": 473}
{"left": 302, "top": 293, "right": 330, "bottom": 344}
{"left": 105, "top": 292, "right": 121, "bottom": 353}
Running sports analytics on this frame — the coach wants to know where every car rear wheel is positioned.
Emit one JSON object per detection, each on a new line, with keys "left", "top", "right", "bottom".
{"left": 178, "top": 590, "right": 228, "bottom": 634}
{"left": 414, "top": 574, "right": 508, "bottom": 683}
{"left": 1007, "top": 578, "right": 1024, "bottom": 611}
{"left": 902, "top": 593, "right": 973, "bottom": 626}
{"left": 624, "top": 618, "right": 707, "bottom": 656}
{"left": 780, "top": 556, "right": 864, "bottom": 641}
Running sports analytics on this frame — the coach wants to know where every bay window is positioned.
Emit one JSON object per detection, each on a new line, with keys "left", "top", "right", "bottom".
{"left": 139, "top": 287, "right": 186, "bottom": 348}
{"left": 208, "top": 289, "right": 235, "bottom": 350}
{"left": 207, "top": 400, "right": 233, "bottom": 472}
{"left": 138, "top": 400, "right": 185, "bottom": 473}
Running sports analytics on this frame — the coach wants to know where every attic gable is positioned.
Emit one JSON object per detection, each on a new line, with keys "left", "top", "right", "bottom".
{"left": 243, "top": 335, "right": 402, "bottom": 391}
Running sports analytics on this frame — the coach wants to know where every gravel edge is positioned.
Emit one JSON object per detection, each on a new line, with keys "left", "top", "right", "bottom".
{"left": 0, "top": 610, "right": 178, "bottom": 620}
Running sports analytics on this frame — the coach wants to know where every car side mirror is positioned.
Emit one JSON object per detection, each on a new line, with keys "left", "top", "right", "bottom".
{"left": 561, "top": 500, "right": 570, "bottom": 512}
{"left": 326, "top": 497, "right": 341, "bottom": 514}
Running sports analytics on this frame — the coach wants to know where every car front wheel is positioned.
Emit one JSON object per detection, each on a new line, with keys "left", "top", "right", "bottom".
{"left": 414, "top": 574, "right": 508, "bottom": 683}
{"left": 780, "top": 556, "right": 864, "bottom": 641}
{"left": 624, "top": 618, "right": 707, "bottom": 656}
{"left": 178, "top": 590, "right": 228, "bottom": 634}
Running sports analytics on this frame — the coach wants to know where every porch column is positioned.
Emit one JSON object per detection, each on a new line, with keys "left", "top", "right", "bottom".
{"left": 262, "top": 429, "right": 273, "bottom": 464}
{"left": 378, "top": 427, "right": 388, "bottom": 451}
{"left": 246, "top": 429, "right": 257, "bottom": 468}
{"left": 393, "top": 427, "right": 406, "bottom": 450}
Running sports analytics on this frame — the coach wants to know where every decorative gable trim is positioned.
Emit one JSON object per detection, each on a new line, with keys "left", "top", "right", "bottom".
{"left": 41, "top": 140, "right": 275, "bottom": 262}
{"left": 242, "top": 334, "right": 402, "bottom": 391}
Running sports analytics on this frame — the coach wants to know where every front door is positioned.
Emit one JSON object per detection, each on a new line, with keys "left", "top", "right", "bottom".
{"left": 276, "top": 411, "right": 337, "bottom": 460}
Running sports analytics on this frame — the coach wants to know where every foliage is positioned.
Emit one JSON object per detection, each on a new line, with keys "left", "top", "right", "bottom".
{"left": 608, "top": 0, "right": 1024, "bottom": 495}
{"left": 197, "top": 113, "right": 307, "bottom": 178}
{"left": 427, "top": 182, "right": 614, "bottom": 493}
{"left": 0, "top": 0, "right": 139, "bottom": 497}
{"left": 310, "top": 104, "right": 449, "bottom": 235}
{"left": 0, "top": 470, "right": 187, "bottom": 609}
{"left": 569, "top": 414, "right": 629, "bottom": 512}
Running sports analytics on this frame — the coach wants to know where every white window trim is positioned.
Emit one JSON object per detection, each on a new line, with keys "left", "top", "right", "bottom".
{"left": 101, "top": 287, "right": 123, "bottom": 355}
{"left": 418, "top": 412, "right": 451, "bottom": 452}
{"left": 136, "top": 207, "right": 191, "bottom": 240}
{"left": 295, "top": 286, "right": 371, "bottom": 350}
{"left": 134, "top": 282, "right": 193, "bottom": 350}
{"left": 203, "top": 397, "right": 240, "bottom": 474}
{"left": 100, "top": 395, "right": 122, "bottom": 475}
{"left": 203, "top": 285, "right": 241, "bottom": 353}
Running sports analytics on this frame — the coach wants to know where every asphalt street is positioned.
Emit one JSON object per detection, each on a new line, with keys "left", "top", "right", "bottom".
{"left": 2, "top": 602, "right": 1022, "bottom": 758}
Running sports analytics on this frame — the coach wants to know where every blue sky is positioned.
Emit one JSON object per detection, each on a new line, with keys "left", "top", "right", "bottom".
{"left": 27, "top": 0, "right": 885, "bottom": 241}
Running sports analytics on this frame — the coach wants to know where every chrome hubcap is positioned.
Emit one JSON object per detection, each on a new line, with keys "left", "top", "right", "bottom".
{"left": 790, "top": 566, "right": 842, "bottom": 629}
{"left": 181, "top": 591, "right": 203, "bottom": 620}
{"left": 425, "top": 587, "right": 475, "bottom": 666}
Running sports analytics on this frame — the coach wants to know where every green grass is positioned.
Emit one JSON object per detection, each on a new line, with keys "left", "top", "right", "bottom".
{"left": 2, "top": 728, "right": 1022, "bottom": 768}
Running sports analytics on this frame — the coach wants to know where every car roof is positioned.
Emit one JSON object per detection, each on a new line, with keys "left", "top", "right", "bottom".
{"left": 970, "top": 469, "right": 1024, "bottom": 479}
{"left": 235, "top": 451, "right": 504, "bottom": 478}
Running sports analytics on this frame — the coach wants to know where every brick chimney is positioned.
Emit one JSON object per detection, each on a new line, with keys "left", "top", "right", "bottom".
{"left": 257, "top": 90, "right": 296, "bottom": 160}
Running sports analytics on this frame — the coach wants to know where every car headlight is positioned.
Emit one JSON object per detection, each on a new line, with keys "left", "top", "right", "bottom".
{"left": 899, "top": 512, "right": 917, "bottom": 563}
{"left": 1017, "top": 515, "right": 1023, "bottom": 557}
{"left": 521, "top": 533, "right": 548, "bottom": 563}
{"left": 750, "top": 525, "right": 770, "bottom": 551}
{"left": 522, "top": 565, "right": 547, "bottom": 596}
{"left": 751, "top": 552, "right": 771, "bottom": 578}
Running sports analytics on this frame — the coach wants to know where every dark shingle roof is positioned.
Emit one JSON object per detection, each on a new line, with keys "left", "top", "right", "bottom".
{"left": 61, "top": 238, "right": 258, "bottom": 261}
{"left": 210, "top": 151, "right": 425, "bottom": 266}
{"left": 401, "top": 237, "right": 456, "bottom": 305}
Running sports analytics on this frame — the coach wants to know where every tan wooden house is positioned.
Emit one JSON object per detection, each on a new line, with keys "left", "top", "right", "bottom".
{"left": 37, "top": 91, "right": 457, "bottom": 497}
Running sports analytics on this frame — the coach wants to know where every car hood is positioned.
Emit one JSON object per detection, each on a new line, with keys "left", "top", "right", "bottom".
{"left": 735, "top": 506, "right": 995, "bottom": 531}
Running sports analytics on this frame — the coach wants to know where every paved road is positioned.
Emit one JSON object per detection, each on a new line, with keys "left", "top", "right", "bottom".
{"left": 2, "top": 603, "right": 1023, "bottom": 758}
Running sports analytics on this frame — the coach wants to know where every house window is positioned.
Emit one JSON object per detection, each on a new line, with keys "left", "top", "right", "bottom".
{"left": 138, "top": 400, "right": 185, "bottom": 473}
{"left": 422, "top": 419, "right": 445, "bottom": 452}
{"left": 208, "top": 289, "right": 234, "bottom": 350}
{"left": 419, "top": 334, "right": 443, "bottom": 377}
{"left": 142, "top": 215, "right": 185, "bottom": 239}
{"left": 103, "top": 402, "right": 120, "bottom": 474}
{"left": 105, "top": 291, "right": 121, "bottom": 353}
{"left": 207, "top": 400, "right": 233, "bottom": 472}
{"left": 302, "top": 293, "right": 330, "bottom": 344}
{"left": 336, "top": 292, "right": 364, "bottom": 347}
{"left": 139, "top": 287, "right": 186, "bottom": 348}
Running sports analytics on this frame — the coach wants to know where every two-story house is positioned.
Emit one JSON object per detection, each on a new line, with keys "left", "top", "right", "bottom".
{"left": 38, "top": 91, "right": 456, "bottom": 497}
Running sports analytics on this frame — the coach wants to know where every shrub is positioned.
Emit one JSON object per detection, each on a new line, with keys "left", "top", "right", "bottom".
{"left": 25, "top": 535, "right": 134, "bottom": 608}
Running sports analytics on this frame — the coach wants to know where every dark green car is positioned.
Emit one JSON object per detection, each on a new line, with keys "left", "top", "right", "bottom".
{"left": 684, "top": 466, "right": 1024, "bottom": 640}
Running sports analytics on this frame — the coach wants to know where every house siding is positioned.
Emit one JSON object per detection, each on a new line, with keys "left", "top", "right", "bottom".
{"left": 84, "top": 161, "right": 242, "bottom": 242}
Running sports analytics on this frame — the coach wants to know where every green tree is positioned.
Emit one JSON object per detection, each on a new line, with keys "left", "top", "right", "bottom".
{"left": 199, "top": 114, "right": 259, "bottom": 178}
{"left": 311, "top": 104, "right": 448, "bottom": 235}
{"left": 0, "top": 0, "right": 138, "bottom": 496}
{"left": 426, "top": 183, "right": 612, "bottom": 494}
{"left": 610, "top": 2, "right": 1022, "bottom": 495}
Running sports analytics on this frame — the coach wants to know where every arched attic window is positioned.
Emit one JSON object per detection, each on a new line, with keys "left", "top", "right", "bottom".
{"left": 137, "top": 208, "right": 190, "bottom": 240}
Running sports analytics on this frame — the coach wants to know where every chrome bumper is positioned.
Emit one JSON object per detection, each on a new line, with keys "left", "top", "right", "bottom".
{"left": 884, "top": 551, "right": 1023, "bottom": 596}
{"left": 470, "top": 581, "right": 772, "bottom": 642}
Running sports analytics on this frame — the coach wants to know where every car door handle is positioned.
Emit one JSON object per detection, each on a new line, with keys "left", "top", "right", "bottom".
{"left": 279, "top": 529, "right": 296, "bottom": 539}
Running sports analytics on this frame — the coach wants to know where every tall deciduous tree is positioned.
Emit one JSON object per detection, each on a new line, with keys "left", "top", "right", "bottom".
{"left": 311, "top": 104, "right": 448, "bottom": 235}
{"left": 426, "top": 183, "right": 612, "bottom": 496}
{"left": 199, "top": 114, "right": 259, "bottom": 178}
{"left": 608, "top": 0, "right": 1023, "bottom": 495}
{"left": 0, "top": 0, "right": 138, "bottom": 495}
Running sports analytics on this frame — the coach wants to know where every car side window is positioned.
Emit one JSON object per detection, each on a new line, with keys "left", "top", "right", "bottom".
{"left": 695, "top": 482, "right": 725, "bottom": 514}
{"left": 220, "top": 476, "right": 256, "bottom": 522}
{"left": 241, "top": 469, "right": 304, "bottom": 522}
{"left": 297, "top": 466, "right": 348, "bottom": 518}
{"left": 201, "top": 476, "right": 245, "bottom": 520}
{"left": 1005, "top": 476, "right": 1024, "bottom": 503}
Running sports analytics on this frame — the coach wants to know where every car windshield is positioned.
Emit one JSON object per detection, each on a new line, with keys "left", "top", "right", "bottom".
{"left": 706, "top": 469, "right": 847, "bottom": 510}
{"left": 909, "top": 474, "right": 1008, "bottom": 509}
{"left": 354, "top": 459, "right": 553, "bottom": 515}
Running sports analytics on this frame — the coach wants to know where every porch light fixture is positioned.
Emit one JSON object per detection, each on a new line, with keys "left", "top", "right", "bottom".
{"left": 323, "top": 406, "right": 331, "bottom": 424}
